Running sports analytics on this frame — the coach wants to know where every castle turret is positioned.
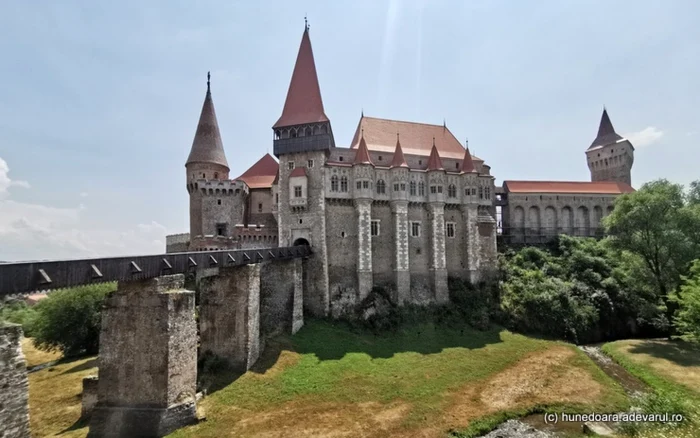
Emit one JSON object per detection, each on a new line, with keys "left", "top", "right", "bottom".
{"left": 186, "top": 73, "right": 246, "bottom": 249}
{"left": 586, "top": 108, "right": 634, "bottom": 185}
{"left": 425, "top": 140, "right": 448, "bottom": 303}
{"left": 389, "top": 134, "right": 410, "bottom": 303}
{"left": 352, "top": 133, "right": 374, "bottom": 300}
{"left": 273, "top": 22, "right": 332, "bottom": 316}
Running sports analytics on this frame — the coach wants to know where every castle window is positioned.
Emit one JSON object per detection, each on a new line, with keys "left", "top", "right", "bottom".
{"left": 371, "top": 220, "right": 380, "bottom": 236}
{"left": 393, "top": 183, "right": 399, "bottom": 191}
{"left": 437, "top": 186, "right": 443, "bottom": 194}
{"left": 378, "top": 156, "right": 382, "bottom": 161}
{"left": 276, "top": 193, "right": 279, "bottom": 203}
{"left": 418, "top": 182, "right": 425, "bottom": 196}
{"left": 430, "top": 186, "right": 437, "bottom": 194}
{"left": 411, "top": 222, "right": 421, "bottom": 237}
{"left": 331, "top": 175, "right": 339, "bottom": 192}
{"left": 340, "top": 176, "right": 348, "bottom": 192}
{"left": 400, "top": 183, "right": 406, "bottom": 191}
{"left": 410, "top": 181, "right": 417, "bottom": 196}
{"left": 288, "top": 161, "right": 295, "bottom": 170}
{"left": 479, "top": 187, "right": 484, "bottom": 199}
{"left": 291, "top": 129, "right": 297, "bottom": 138}
{"left": 258, "top": 203, "right": 263, "bottom": 213}
{"left": 308, "top": 159, "right": 314, "bottom": 168}
{"left": 419, "top": 160, "right": 423, "bottom": 166}
{"left": 363, "top": 180, "right": 370, "bottom": 189}
{"left": 485, "top": 187, "right": 491, "bottom": 199}
{"left": 214, "top": 172, "right": 219, "bottom": 179}
{"left": 465, "top": 188, "right": 470, "bottom": 196}
{"left": 455, "top": 162, "right": 459, "bottom": 169}
{"left": 472, "top": 188, "right": 477, "bottom": 196}
{"left": 294, "top": 186, "right": 302, "bottom": 198}
{"left": 446, "top": 222, "right": 455, "bottom": 238}
{"left": 216, "top": 223, "right": 228, "bottom": 237}
{"left": 448, "top": 184, "right": 457, "bottom": 198}
{"left": 341, "top": 231, "right": 346, "bottom": 238}
{"left": 376, "top": 179, "right": 386, "bottom": 194}
{"left": 339, "top": 156, "right": 344, "bottom": 162}
{"left": 202, "top": 173, "right": 206, "bottom": 178}
{"left": 217, "top": 199, "right": 222, "bottom": 205}
{"left": 357, "top": 181, "right": 362, "bottom": 190}
{"left": 305, "top": 127, "right": 312, "bottom": 137}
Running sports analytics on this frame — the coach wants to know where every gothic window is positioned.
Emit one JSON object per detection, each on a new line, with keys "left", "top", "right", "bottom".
{"left": 288, "top": 161, "right": 295, "bottom": 170}
{"left": 371, "top": 220, "right": 380, "bottom": 236}
{"left": 331, "top": 175, "right": 339, "bottom": 192}
{"left": 472, "top": 188, "right": 477, "bottom": 196}
{"left": 465, "top": 188, "right": 470, "bottom": 196}
{"left": 410, "top": 181, "right": 417, "bottom": 196}
{"left": 437, "top": 186, "right": 443, "bottom": 194}
{"left": 294, "top": 186, "right": 302, "bottom": 198}
{"left": 363, "top": 180, "right": 370, "bottom": 189}
{"left": 411, "top": 221, "right": 421, "bottom": 237}
{"left": 418, "top": 182, "right": 425, "bottom": 196}
{"left": 400, "top": 183, "right": 406, "bottom": 191}
{"left": 305, "top": 127, "right": 312, "bottom": 136}
{"left": 357, "top": 181, "right": 362, "bottom": 190}
{"left": 321, "top": 125, "right": 328, "bottom": 134}
{"left": 393, "top": 183, "right": 399, "bottom": 192}
{"left": 448, "top": 184, "right": 456, "bottom": 197}
{"left": 376, "top": 179, "right": 386, "bottom": 194}
{"left": 485, "top": 187, "right": 491, "bottom": 199}
{"left": 275, "top": 130, "right": 281, "bottom": 139}
{"left": 430, "top": 186, "right": 437, "bottom": 194}
{"left": 341, "top": 176, "right": 348, "bottom": 192}
{"left": 479, "top": 187, "right": 484, "bottom": 199}
{"left": 291, "top": 129, "right": 297, "bottom": 138}
{"left": 446, "top": 222, "right": 455, "bottom": 238}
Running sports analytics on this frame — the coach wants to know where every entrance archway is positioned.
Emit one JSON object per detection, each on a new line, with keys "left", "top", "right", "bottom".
{"left": 293, "top": 238, "right": 310, "bottom": 247}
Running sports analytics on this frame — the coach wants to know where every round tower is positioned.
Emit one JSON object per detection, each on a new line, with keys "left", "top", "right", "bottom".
{"left": 586, "top": 108, "right": 634, "bottom": 186}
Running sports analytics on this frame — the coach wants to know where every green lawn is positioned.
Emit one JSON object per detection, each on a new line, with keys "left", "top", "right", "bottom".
{"left": 171, "top": 320, "right": 628, "bottom": 438}
{"left": 603, "top": 339, "right": 700, "bottom": 438}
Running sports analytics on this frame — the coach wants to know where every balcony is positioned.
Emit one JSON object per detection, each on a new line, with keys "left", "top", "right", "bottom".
{"left": 274, "top": 134, "right": 333, "bottom": 156}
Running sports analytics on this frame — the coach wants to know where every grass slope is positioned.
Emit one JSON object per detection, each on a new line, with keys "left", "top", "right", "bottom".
{"left": 172, "top": 320, "right": 628, "bottom": 437}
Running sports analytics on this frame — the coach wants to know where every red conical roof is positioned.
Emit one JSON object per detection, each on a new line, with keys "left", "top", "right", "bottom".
{"left": 390, "top": 134, "right": 409, "bottom": 168}
{"left": 461, "top": 147, "right": 476, "bottom": 173}
{"left": 354, "top": 134, "right": 373, "bottom": 165}
{"left": 426, "top": 141, "right": 443, "bottom": 171}
{"left": 589, "top": 107, "right": 623, "bottom": 149}
{"left": 186, "top": 79, "right": 229, "bottom": 169}
{"left": 273, "top": 27, "right": 329, "bottom": 128}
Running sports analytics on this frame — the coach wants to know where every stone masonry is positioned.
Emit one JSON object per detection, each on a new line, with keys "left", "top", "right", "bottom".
{"left": 0, "top": 323, "right": 30, "bottom": 438}
{"left": 88, "top": 275, "right": 197, "bottom": 438}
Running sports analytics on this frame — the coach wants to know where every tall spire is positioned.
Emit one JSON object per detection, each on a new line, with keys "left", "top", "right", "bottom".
{"left": 186, "top": 73, "right": 229, "bottom": 169}
{"left": 426, "top": 139, "right": 444, "bottom": 171}
{"left": 273, "top": 22, "right": 329, "bottom": 128}
{"left": 390, "top": 132, "right": 409, "bottom": 168}
{"left": 589, "top": 107, "right": 623, "bottom": 149}
{"left": 461, "top": 142, "right": 476, "bottom": 173}
{"left": 353, "top": 130, "right": 373, "bottom": 165}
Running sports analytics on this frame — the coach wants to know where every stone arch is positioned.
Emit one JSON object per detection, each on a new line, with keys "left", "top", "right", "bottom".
{"left": 561, "top": 206, "right": 573, "bottom": 234}
{"left": 543, "top": 206, "right": 557, "bottom": 235}
{"left": 293, "top": 238, "right": 310, "bottom": 246}
{"left": 305, "top": 126, "right": 312, "bottom": 137}
{"left": 513, "top": 206, "right": 525, "bottom": 240}
{"left": 291, "top": 128, "right": 298, "bottom": 138}
{"left": 321, "top": 125, "right": 328, "bottom": 134}
{"left": 313, "top": 125, "right": 320, "bottom": 135}
{"left": 607, "top": 205, "right": 614, "bottom": 215}
{"left": 592, "top": 206, "right": 604, "bottom": 235}
{"left": 575, "top": 206, "right": 590, "bottom": 236}
{"left": 527, "top": 206, "right": 540, "bottom": 237}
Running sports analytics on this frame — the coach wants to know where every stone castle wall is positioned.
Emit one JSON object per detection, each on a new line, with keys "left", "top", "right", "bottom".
{"left": 0, "top": 323, "right": 31, "bottom": 438}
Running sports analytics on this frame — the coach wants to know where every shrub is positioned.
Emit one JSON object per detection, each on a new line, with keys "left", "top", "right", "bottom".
{"left": 670, "top": 259, "right": 700, "bottom": 343}
{"left": 0, "top": 300, "right": 38, "bottom": 336}
{"left": 31, "top": 283, "right": 115, "bottom": 357}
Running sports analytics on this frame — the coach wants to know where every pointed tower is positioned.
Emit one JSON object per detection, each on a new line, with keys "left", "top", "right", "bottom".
{"left": 586, "top": 108, "right": 634, "bottom": 185}
{"left": 390, "top": 133, "right": 410, "bottom": 304}
{"left": 273, "top": 22, "right": 332, "bottom": 317}
{"left": 186, "top": 72, "right": 230, "bottom": 182}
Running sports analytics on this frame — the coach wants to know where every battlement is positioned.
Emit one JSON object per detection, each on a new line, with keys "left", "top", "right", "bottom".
{"left": 187, "top": 179, "right": 249, "bottom": 196}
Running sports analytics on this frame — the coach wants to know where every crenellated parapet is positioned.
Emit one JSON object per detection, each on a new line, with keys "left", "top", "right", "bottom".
{"left": 187, "top": 179, "right": 248, "bottom": 196}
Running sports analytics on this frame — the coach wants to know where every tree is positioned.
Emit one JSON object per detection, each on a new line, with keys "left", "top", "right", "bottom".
{"left": 604, "top": 180, "right": 698, "bottom": 305}
{"left": 31, "top": 283, "right": 114, "bottom": 357}
{"left": 670, "top": 259, "right": 700, "bottom": 343}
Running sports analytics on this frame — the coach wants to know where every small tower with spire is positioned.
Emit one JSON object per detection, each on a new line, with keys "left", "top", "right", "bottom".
{"left": 586, "top": 108, "right": 635, "bottom": 185}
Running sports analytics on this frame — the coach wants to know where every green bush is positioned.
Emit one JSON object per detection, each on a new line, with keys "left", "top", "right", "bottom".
{"left": 31, "top": 283, "right": 115, "bottom": 357}
{"left": 670, "top": 259, "right": 700, "bottom": 343}
{"left": 0, "top": 300, "right": 38, "bottom": 336}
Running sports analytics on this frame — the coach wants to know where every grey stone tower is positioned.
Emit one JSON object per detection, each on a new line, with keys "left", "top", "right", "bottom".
{"left": 586, "top": 108, "right": 635, "bottom": 185}
{"left": 272, "top": 23, "right": 332, "bottom": 316}
{"left": 185, "top": 74, "right": 246, "bottom": 248}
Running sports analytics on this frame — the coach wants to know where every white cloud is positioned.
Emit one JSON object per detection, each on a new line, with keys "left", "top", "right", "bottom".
{"left": 0, "top": 156, "right": 167, "bottom": 261}
{"left": 0, "top": 157, "right": 30, "bottom": 197}
{"left": 624, "top": 126, "right": 664, "bottom": 148}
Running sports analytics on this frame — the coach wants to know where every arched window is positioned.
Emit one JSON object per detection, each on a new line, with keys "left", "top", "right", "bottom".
{"left": 305, "top": 126, "right": 312, "bottom": 137}
{"left": 418, "top": 182, "right": 425, "bottom": 196}
{"left": 274, "top": 130, "right": 281, "bottom": 139}
{"left": 340, "top": 176, "right": 348, "bottom": 192}
{"left": 330, "top": 175, "right": 339, "bottom": 192}
{"left": 448, "top": 184, "right": 457, "bottom": 198}
{"left": 214, "top": 172, "right": 219, "bottom": 179}
{"left": 409, "top": 181, "right": 416, "bottom": 196}
{"left": 291, "top": 128, "right": 297, "bottom": 138}
{"left": 376, "top": 179, "right": 386, "bottom": 194}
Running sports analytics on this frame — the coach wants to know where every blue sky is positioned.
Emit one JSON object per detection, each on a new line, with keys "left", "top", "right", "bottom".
{"left": 0, "top": 0, "right": 698, "bottom": 261}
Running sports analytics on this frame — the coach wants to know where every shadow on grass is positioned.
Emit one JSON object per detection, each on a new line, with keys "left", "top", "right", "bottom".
{"left": 627, "top": 339, "right": 700, "bottom": 368}
{"left": 61, "top": 357, "right": 98, "bottom": 374}
{"left": 58, "top": 416, "right": 89, "bottom": 435}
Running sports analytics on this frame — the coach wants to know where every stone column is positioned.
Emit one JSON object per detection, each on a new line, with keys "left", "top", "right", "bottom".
{"left": 391, "top": 200, "right": 410, "bottom": 304}
{"left": 355, "top": 199, "right": 373, "bottom": 300}
{"left": 199, "top": 264, "right": 261, "bottom": 372}
{"left": 0, "top": 323, "right": 30, "bottom": 438}
{"left": 461, "top": 204, "right": 479, "bottom": 282}
{"left": 88, "top": 274, "right": 197, "bottom": 438}
{"left": 428, "top": 202, "right": 449, "bottom": 303}
{"left": 292, "top": 258, "right": 304, "bottom": 334}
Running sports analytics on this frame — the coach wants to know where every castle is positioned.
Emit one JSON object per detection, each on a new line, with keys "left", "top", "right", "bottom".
{"left": 166, "top": 25, "right": 635, "bottom": 317}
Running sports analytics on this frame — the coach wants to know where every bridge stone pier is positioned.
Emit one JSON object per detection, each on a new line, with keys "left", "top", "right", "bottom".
{"left": 88, "top": 274, "right": 198, "bottom": 438}
{"left": 0, "top": 323, "right": 31, "bottom": 438}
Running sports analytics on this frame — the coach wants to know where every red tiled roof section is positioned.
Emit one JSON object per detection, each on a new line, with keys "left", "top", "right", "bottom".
{"left": 390, "top": 134, "right": 409, "bottom": 168}
{"left": 353, "top": 135, "right": 373, "bottom": 165}
{"left": 289, "top": 167, "right": 307, "bottom": 177}
{"left": 273, "top": 28, "right": 329, "bottom": 129}
{"left": 350, "top": 116, "right": 474, "bottom": 160}
{"left": 236, "top": 153, "right": 279, "bottom": 189}
{"left": 504, "top": 180, "right": 635, "bottom": 194}
{"left": 461, "top": 147, "right": 476, "bottom": 173}
{"left": 426, "top": 143, "right": 444, "bottom": 171}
